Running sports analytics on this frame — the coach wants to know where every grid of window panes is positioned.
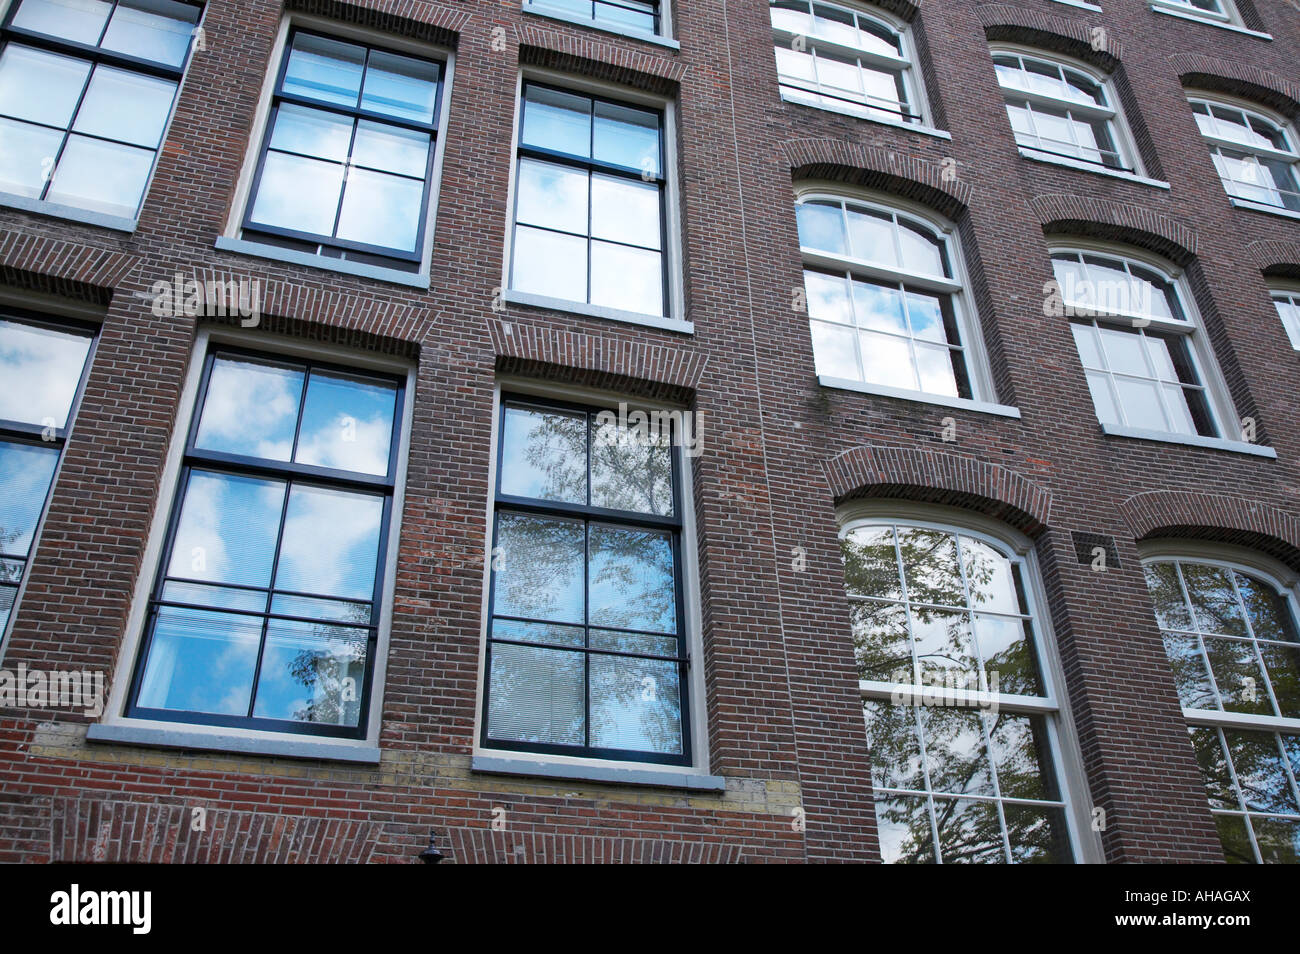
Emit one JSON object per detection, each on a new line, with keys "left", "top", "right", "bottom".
{"left": 128, "top": 350, "right": 402, "bottom": 737}
{"left": 1191, "top": 100, "right": 1300, "bottom": 213}
{"left": 1188, "top": 725, "right": 1300, "bottom": 863}
{"left": 1273, "top": 291, "right": 1300, "bottom": 351}
{"left": 797, "top": 197, "right": 973, "bottom": 398}
{"left": 844, "top": 523, "right": 1073, "bottom": 863}
{"left": 509, "top": 84, "right": 667, "bottom": 317}
{"left": 1051, "top": 251, "right": 1218, "bottom": 437}
{"left": 241, "top": 30, "right": 442, "bottom": 270}
{"left": 993, "top": 52, "right": 1126, "bottom": 170}
{"left": 0, "top": 315, "right": 95, "bottom": 636}
{"left": 484, "top": 397, "right": 688, "bottom": 764}
{"left": 0, "top": 0, "right": 200, "bottom": 218}
{"left": 1155, "top": 0, "right": 1231, "bottom": 21}
{"left": 769, "top": 0, "right": 919, "bottom": 125}
{"left": 523, "top": 0, "right": 661, "bottom": 35}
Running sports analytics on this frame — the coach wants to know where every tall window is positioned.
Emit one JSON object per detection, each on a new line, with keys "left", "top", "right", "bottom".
{"left": 770, "top": 1, "right": 923, "bottom": 127}
{"left": 508, "top": 83, "right": 668, "bottom": 319}
{"left": 1190, "top": 97, "right": 1300, "bottom": 214}
{"left": 127, "top": 347, "right": 404, "bottom": 737}
{"left": 239, "top": 30, "right": 444, "bottom": 272}
{"left": 522, "top": 0, "right": 664, "bottom": 38}
{"left": 1143, "top": 557, "right": 1300, "bottom": 863}
{"left": 0, "top": 0, "right": 201, "bottom": 220}
{"left": 483, "top": 395, "right": 690, "bottom": 764}
{"left": 0, "top": 313, "right": 96, "bottom": 637}
{"left": 844, "top": 518, "right": 1076, "bottom": 863}
{"left": 1051, "top": 247, "right": 1227, "bottom": 439}
{"left": 1271, "top": 287, "right": 1300, "bottom": 351}
{"left": 797, "top": 194, "right": 985, "bottom": 403}
{"left": 992, "top": 50, "right": 1133, "bottom": 172}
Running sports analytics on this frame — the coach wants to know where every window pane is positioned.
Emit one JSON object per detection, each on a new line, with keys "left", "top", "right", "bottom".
{"left": 810, "top": 3, "right": 856, "bottom": 45}
{"left": 493, "top": 512, "right": 584, "bottom": 624}
{"left": 591, "top": 412, "right": 673, "bottom": 516}
{"left": 859, "top": 330, "right": 915, "bottom": 390}
{"left": 0, "top": 45, "right": 91, "bottom": 127}
{"left": 1113, "top": 376, "right": 1167, "bottom": 430}
{"left": 72, "top": 66, "right": 176, "bottom": 148}
{"left": 1259, "top": 643, "right": 1300, "bottom": 718}
{"left": 248, "top": 151, "right": 345, "bottom": 236}
{"left": 1146, "top": 562, "right": 1192, "bottom": 629}
{"left": 487, "top": 642, "right": 584, "bottom": 744}
{"left": 588, "top": 524, "right": 676, "bottom": 634}
{"left": 590, "top": 174, "right": 660, "bottom": 249}
{"left": 864, "top": 698, "right": 925, "bottom": 789}
{"left": 1182, "top": 563, "right": 1248, "bottom": 636}
{"left": 500, "top": 405, "right": 587, "bottom": 504}
{"left": 161, "top": 581, "right": 271, "bottom": 614}
{"left": 852, "top": 281, "right": 905, "bottom": 334}
{"left": 137, "top": 606, "right": 262, "bottom": 715}
{"left": 989, "top": 713, "right": 1057, "bottom": 800}
{"left": 275, "top": 485, "right": 383, "bottom": 601}
{"left": 282, "top": 34, "right": 365, "bottom": 108}
{"left": 294, "top": 371, "right": 397, "bottom": 477}
{"left": 10, "top": 0, "right": 111, "bottom": 45}
{"left": 898, "top": 527, "right": 964, "bottom": 607}
{"left": 335, "top": 166, "right": 424, "bottom": 252}
{"left": 796, "top": 200, "right": 847, "bottom": 255}
{"left": 1215, "top": 814, "right": 1255, "bottom": 864}
{"left": 914, "top": 343, "right": 959, "bottom": 397}
{"left": 521, "top": 85, "right": 591, "bottom": 158}
{"left": 491, "top": 617, "right": 584, "bottom": 648}
{"left": 592, "top": 99, "right": 659, "bottom": 175}
{"left": 1083, "top": 370, "right": 1119, "bottom": 426}
{"left": 0, "top": 441, "right": 60, "bottom": 558}
{"left": 589, "top": 653, "right": 682, "bottom": 754}
{"left": 596, "top": 0, "right": 655, "bottom": 33}
{"left": 922, "top": 706, "right": 994, "bottom": 795}
{"left": 511, "top": 225, "right": 588, "bottom": 302}
{"left": 898, "top": 221, "right": 946, "bottom": 277}
{"left": 0, "top": 319, "right": 93, "bottom": 428}
{"left": 845, "top": 207, "right": 896, "bottom": 267}
{"left": 1004, "top": 804, "right": 1070, "bottom": 863}
{"left": 934, "top": 797, "right": 1005, "bottom": 863}
{"left": 875, "top": 794, "right": 935, "bottom": 863}
{"left": 1223, "top": 730, "right": 1299, "bottom": 814}
{"left": 45, "top": 135, "right": 154, "bottom": 217}
{"left": 911, "top": 607, "right": 978, "bottom": 681}
{"left": 1203, "top": 636, "right": 1270, "bottom": 714}
{"left": 1163, "top": 632, "right": 1216, "bottom": 710}
{"left": 974, "top": 614, "right": 1041, "bottom": 695}
{"left": 851, "top": 599, "right": 910, "bottom": 681}
{"left": 360, "top": 50, "right": 438, "bottom": 124}
{"left": 590, "top": 242, "right": 664, "bottom": 315}
{"left": 0, "top": 118, "right": 63, "bottom": 198}
{"left": 805, "top": 271, "right": 852, "bottom": 324}
{"left": 516, "top": 158, "right": 588, "bottom": 235}
{"left": 100, "top": 0, "right": 198, "bottom": 67}
{"left": 351, "top": 121, "right": 430, "bottom": 177}
{"left": 1253, "top": 817, "right": 1300, "bottom": 864}
{"left": 268, "top": 104, "right": 353, "bottom": 163}
{"left": 252, "top": 620, "right": 367, "bottom": 726}
{"left": 194, "top": 357, "right": 303, "bottom": 461}
{"left": 809, "top": 320, "right": 859, "bottom": 379}
{"left": 842, "top": 525, "right": 901, "bottom": 600}
{"left": 1189, "top": 727, "right": 1237, "bottom": 809}
{"left": 166, "top": 471, "right": 285, "bottom": 588}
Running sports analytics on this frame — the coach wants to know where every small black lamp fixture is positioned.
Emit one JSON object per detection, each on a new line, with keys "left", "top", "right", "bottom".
{"left": 418, "top": 830, "right": 445, "bottom": 864}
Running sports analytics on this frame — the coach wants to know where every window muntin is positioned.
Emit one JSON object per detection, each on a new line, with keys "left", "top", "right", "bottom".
{"left": 770, "top": 1, "right": 921, "bottom": 126}
{"left": 0, "top": 313, "right": 96, "bottom": 637}
{"left": 1051, "top": 249, "right": 1222, "bottom": 439}
{"left": 0, "top": 0, "right": 199, "bottom": 219}
{"left": 993, "top": 52, "right": 1128, "bottom": 171}
{"left": 126, "top": 348, "right": 404, "bottom": 737}
{"left": 523, "top": 0, "right": 663, "bottom": 37}
{"left": 844, "top": 520, "right": 1075, "bottom": 863}
{"left": 483, "top": 395, "right": 690, "bottom": 765}
{"left": 1191, "top": 99, "right": 1300, "bottom": 213}
{"left": 798, "top": 195, "right": 980, "bottom": 401}
{"left": 240, "top": 30, "right": 443, "bottom": 270}
{"left": 1272, "top": 290, "right": 1300, "bottom": 351}
{"left": 508, "top": 83, "right": 668, "bottom": 318}
{"left": 1143, "top": 556, "right": 1300, "bottom": 863}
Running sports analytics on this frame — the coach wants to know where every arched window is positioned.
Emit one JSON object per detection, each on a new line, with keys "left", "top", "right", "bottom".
{"left": 797, "top": 192, "right": 994, "bottom": 406}
{"left": 1142, "top": 551, "right": 1300, "bottom": 863}
{"left": 992, "top": 49, "right": 1137, "bottom": 172}
{"left": 770, "top": 1, "right": 926, "bottom": 127}
{"left": 841, "top": 508, "right": 1089, "bottom": 863}
{"left": 1190, "top": 96, "right": 1300, "bottom": 213}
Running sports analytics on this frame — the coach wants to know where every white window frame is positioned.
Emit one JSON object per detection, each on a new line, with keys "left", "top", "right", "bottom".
{"left": 1152, "top": 0, "right": 1239, "bottom": 26}
{"left": 521, "top": 0, "right": 678, "bottom": 49}
{"left": 798, "top": 184, "right": 1015, "bottom": 417}
{"left": 215, "top": 13, "right": 455, "bottom": 290}
{"left": 1140, "top": 540, "right": 1300, "bottom": 863}
{"left": 840, "top": 500, "right": 1102, "bottom": 864}
{"left": 500, "top": 67, "right": 689, "bottom": 335}
{"left": 1189, "top": 93, "right": 1300, "bottom": 216}
{"left": 89, "top": 324, "right": 416, "bottom": 763}
{"left": 990, "top": 45, "right": 1143, "bottom": 177}
{"left": 769, "top": 0, "right": 938, "bottom": 135}
{"left": 1270, "top": 282, "right": 1300, "bottom": 352}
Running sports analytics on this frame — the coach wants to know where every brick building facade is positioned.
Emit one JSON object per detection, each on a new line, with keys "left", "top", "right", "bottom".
{"left": 0, "top": 0, "right": 1297, "bottom": 863}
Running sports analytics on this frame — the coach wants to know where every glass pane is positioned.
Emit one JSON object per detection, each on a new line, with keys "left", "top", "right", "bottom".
{"left": 805, "top": 271, "right": 852, "bottom": 324}
{"left": 1146, "top": 563, "right": 1192, "bottom": 629}
{"left": 515, "top": 158, "right": 588, "bottom": 235}
{"left": 500, "top": 404, "right": 587, "bottom": 504}
{"left": 960, "top": 538, "right": 1018, "bottom": 614}
{"left": 1259, "top": 643, "right": 1300, "bottom": 718}
{"left": 922, "top": 706, "right": 994, "bottom": 795}
{"left": 491, "top": 618, "right": 584, "bottom": 648}
{"left": 282, "top": 34, "right": 365, "bottom": 108}
{"left": 0, "top": 118, "right": 63, "bottom": 198}
{"left": 769, "top": 0, "right": 810, "bottom": 34}
{"left": 10, "top": 0, "right": 111, "bottom": 45}
{"left": 858, "top": 330, "right": 915, "bottom": 390}
{"left": 914, "top": 343, "right": 959, "bottom": 397}
{"left": 1113, "top": 376, "right": 1167, "bottom": 431}
{"left": 1224, "top": 730, "right": 1299, "bottom": 814}
{"left": 1163, "top": 632, "right": 1216, "bottom": 710}
{"left": 988, "top": 712, "right": 1055, "bottom": 800}
{"left": 73, "top": 66, "right": 176, "bottom": 148}
{"left": 166, "top": 471, "right": 284, "bottom": 587}
{"left": 1083, "top": 371, "right": 1119, "bottom": 426}
{"left": 933, "top": 797, "right": 1006, "bottom": 863}
{"left": 898, "top": 526, "right": 964, "bottom": 608}
{"left": 845, "top": 207, "right": 896, "bottom": 266}
{"left": 1236, "top": 572, "right": 1299, "bottom": 643}
{"left": 811, "top": 2, "right": 856, "bottom": 46}
{"left": 589, "top": 242, "right": 663, "bottom": 316}
{"left": 510, "top": 225, "right": 587, "bottom": 302}
{"left": 863, "top": 699, "right": 924, "bottom": 789}
{"left": 591, "top": 411, "right": 673, "bottom": 516}
{"left": 898, "top": 221, "right": 946, "bottom": 276}
{"left": 853, "top": 282, "right": 905, "bottom": 334}
{"left": 252, "top": 619, "right": 367, "bottom": 725}
{"left": 904, "top": 292, "right": 950, "bottom": 344}
{"left": 809, "top": 320, "right": 859, "bottom": 379}
{"left": 487, "top": 642, "right": 584, "bottom": 744}
{"left": 816, "top": 50, "right": 862, "bottom": 96}
{"left": 335, "top": 166, "right": 424, "bottom": 252}
{"left": 589, "top": 653, "right": 682, "bottom": 754}
{"left": 599, "top": 0, "right": 655, "bottom": 30}
{"left": 851, "top": 600, "right": 910, "bottom": 681}
{"left": 294, "top": 371, "right": 397, "bottom": 476}
{"left": 493, "top": 512, "right": 584, "bottom": 624}
{"left": 269, "top": 592, "right": 371, "bottom": 625}
{"left": 1004, "top": 804, "right": 1070, "bottom": 863}
{"left": 248, "top": 151, "right": 345, "bottom": 237}
{"left": 1215, "top": 814, "right": 1255, "bottom": 864}
{"left": 1189, "top": 727, "right": 1237, "bottom": 810}
{"left": 796, "top": 201, "right": 846, "bottom": 255}
{"left": 0, "top": 45, "right": 91, "bottom": 127}
{"left": 0, "top": 319, "right": 92, "bottom": 428}
{"left": 590, "top": 174, "right": 660, "bottom": 249}
{"left": 0, "top": 441, "right": 59, "bottom": 558}
{"left": 100, "top": 0, "right": 198, "bottom": 67}
{"left": 268, "top": 104, "right": 353, "bottom": 163}
{"left": 875, "top": 794, "right": 936, "bottom": 863}
{"left": 842, "top": 525, "right": 901, "bottom": 601}
{"left": 1098, "top": 326, "right": 1150, "bottom": 376}
{"left": 1204, "top": 636, "right": 1270, "bottom": 715}
{"left": 137, "top": 606, "right": 262, "bottom": 715}
{"left": 194, "top": 357, "right": 303, "bottom": 461}
{"left": 521, "top": 85, "right": 591, "bottom": 158}
{"left": 1182, "top": 563, "right": 1248, "bottom": 636}
{"left": 1252, "top": 817, "right": 1300, "bottom": 864}
{"left": 592, "top": 99, "right": 660, "bottom": 175}
{"left": 45, "top": 135, "right": 154, "bottom": 217}
{"left": 275, "top": 484, "right": 384, "bottom": 601}
{"left": 350, "top": 121, "right": 430, "bottom": 177}
{"left": 588, "top": 524, "right": 676, "bottom": 633}
{"left": 164, "top": 580, "right": 266, "bottom": 614}
{"left": 911, "top": 607, "right": 978, "bottom": 682}
{"left": 0, "top": 585, "right": 15, "bottom": 634}
{"left": 360, "top": 50, "right": 438, "bottom": 124}
{"left": 974, "top": 614, "right": 1041, "bottom": 695}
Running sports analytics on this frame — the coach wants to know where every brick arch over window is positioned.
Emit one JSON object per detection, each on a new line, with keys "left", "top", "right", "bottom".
{"left": 824, "top": 445, "right": 1053, "bottom": 536}
{"left": 1248, "top": 239, "right": 1300, "bottom": 283}
{"left": 1171, "top": 55, "right": 1300, "bottom": 120}
{"left": 1029, "top": 194, "right": 1199, "bottom": 265}
{"left": 1119, "top": 490, "right": 1300, "bottom": 571}
{"left": 0, "top": 229, "right": 139, "bottom": 305}
{"left": 783, "top": 140, "right": 972, "bottom": 220}
{"left": 976, "top": 3, "right": 1123, "bottom": 70}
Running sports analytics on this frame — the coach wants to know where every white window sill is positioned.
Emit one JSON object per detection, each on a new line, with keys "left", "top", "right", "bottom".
{"left": 214, "top": 236, "right": 431, "bottom": 289}
{"left": 1050, "top": 0, "right": 1101, "bottom": 11}
{"left": 86, "top": 721, "right": 381, "bottom": 764}
{"left": 504, "top": 289, "right": 693, "bottom": 333}
{"left": 818, "top": 375, "right": 1022, "bottom": 418}
{"left": 0, "top": 190, "right": 137, "bottom": 232}
{"left": 521, "top": 3, "right": 680, "bottom": 49}
{"left": 472, "top": 753, "right": 725, "bottom": 791}
{"left": 1017, "top": 149, "right": 1171, "bottom": 190}
{"left": 1150, "top": 5, "right": 1272, "bottom": 40}
{"left": 1100, "top": 423, "right": 1277, "bottom": 458}
{"left": 778, "top": 91, "right": 951, "bottom": 141}
{"left": 1229, "top": 198, "right": 1300, "bottom": 223}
